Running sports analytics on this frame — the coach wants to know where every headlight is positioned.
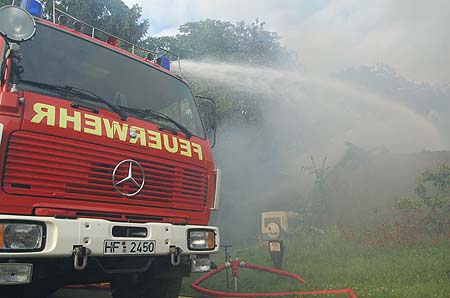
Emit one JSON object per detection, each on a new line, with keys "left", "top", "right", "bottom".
{"left": 0, "top": 222, "right": 44, "bottom": 251}
{"left": 188, "top": 230, "right": 216, "bottom": 251}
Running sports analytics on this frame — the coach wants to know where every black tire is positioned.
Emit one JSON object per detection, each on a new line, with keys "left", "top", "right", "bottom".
{"left": 111, "top": 273, "right": 182, "bottom": 298}
{"left": 148, "top": 276, "right": 182, "bottom": 298}
{"left": 0, "top": 285, "right": 25, "bottom": 298}
{"left": 0, "top": 283, "right": 60, "bottom": 298}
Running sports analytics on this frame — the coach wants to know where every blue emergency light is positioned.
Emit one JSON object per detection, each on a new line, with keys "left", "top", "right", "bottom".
{"left": 157, "top": 56, "right": 171, "bottom": 71}
{"left": 21, "top": 0, "right": 43, "bottom": 18}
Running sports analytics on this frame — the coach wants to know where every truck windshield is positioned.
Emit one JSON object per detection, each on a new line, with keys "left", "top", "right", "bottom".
{"left": 16, "top": 22, "right": 205, "bottom": 138}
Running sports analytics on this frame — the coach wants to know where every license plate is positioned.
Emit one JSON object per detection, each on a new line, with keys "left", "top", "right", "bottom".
{"left": 103, "top": 240, "right": 156, "bottom": 255}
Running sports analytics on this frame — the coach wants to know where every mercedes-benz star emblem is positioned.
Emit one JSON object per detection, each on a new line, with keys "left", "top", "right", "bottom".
{"left": 129, "top": 130, "right": 138, "bottom": 139}
{"left": 112, "top": 159, "right": 145, "bottom": 197}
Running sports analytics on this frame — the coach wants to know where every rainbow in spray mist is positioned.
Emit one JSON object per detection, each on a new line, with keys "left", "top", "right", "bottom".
{"left": 182, "top": 60, "right": 448, "bottom": 164}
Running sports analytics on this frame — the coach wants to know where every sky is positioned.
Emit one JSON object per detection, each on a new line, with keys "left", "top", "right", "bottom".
{"left": 123, "top": 0, "right": 450, "bottom": 85}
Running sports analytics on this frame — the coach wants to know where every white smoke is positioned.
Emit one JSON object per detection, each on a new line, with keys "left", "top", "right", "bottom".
{"left": 125, "top": 0, "right": 450, "bottom": 84}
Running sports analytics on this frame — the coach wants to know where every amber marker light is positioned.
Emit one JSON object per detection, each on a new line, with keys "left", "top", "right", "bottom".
{"left": 207, "top": 231, "right": 215, "bottom": 249}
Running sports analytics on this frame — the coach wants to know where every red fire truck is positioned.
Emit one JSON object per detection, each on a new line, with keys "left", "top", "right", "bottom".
{"left": 0, "top": 3, "right": 220, "bottom": 298}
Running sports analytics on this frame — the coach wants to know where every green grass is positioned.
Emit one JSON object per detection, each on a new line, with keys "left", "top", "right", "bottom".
{"left": 181, "top": 228, "right": 450, "bottom": 297}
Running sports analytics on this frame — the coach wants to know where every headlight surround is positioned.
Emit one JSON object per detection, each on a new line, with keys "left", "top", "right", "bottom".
{"left": 0, "top": 222, "right": 45, "bottom": 252}
{"left": 188, "top": 229, "right": 216, "bottom": 251}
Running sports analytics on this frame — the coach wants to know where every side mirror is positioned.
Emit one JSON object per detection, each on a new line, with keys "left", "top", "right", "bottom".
{"left": 195, "top": 96, "right": 216, "bottom": 148}
{"left": 0, "top": 6, "right": 36, "bottom": 44}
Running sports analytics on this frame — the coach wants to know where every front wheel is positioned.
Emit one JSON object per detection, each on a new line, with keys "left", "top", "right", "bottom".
{"left": 111, "top": 273, "right": 182, "bottom": 298}
{"left": 0, "top": 282, "right": 61, "bottom": 298}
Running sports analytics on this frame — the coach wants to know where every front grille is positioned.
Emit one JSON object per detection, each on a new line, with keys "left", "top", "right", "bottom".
{"left": 3, "top": 131, "right": 208, "bottom": 212}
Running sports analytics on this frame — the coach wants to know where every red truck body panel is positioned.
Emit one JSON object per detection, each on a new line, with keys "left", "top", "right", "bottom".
{"left": 0, "top": 19, "right": 216, "bottom": 226}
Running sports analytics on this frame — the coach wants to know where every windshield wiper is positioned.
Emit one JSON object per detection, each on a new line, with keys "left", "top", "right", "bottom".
{"left": 18, "top": 80, "right": 127, "bottom": 121}
{"left": 118, "top": 106, "right": 193, "bottom": 139}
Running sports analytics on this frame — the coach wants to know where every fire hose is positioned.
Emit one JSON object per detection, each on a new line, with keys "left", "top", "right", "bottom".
{"left": 191, "top": 259, "right": 357, "bottom": 298}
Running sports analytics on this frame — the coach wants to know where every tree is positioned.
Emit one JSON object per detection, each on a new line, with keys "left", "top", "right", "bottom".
{"left": 141, "top": 19, "right": 293, "bottom": 66}
{"left": 52, "top": 0, "right": 149, "bottom": 43}
{"left": 301, "top": 156, "right": 330, "bottom": 225}
{"left": 141, "top": 19, "right": 295, "bottom": 130}
{"left": 415, "top": 164, "right": 450, "bottom": 231}
{"left": 0, "top": 0, "right": 149, "bottom": 43}
{"left": 0, "top": 0, "right": 12, "bottom": 7}
{"left": 396, "top": 164, "right": 450, "bottom": 233}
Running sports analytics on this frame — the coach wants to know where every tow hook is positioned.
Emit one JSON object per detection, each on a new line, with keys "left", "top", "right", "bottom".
{"left": 72, "top": 245, "right": 92, "bottom": 271}
{"left": 170, "top": 246, "right": 182, "bottom": 266}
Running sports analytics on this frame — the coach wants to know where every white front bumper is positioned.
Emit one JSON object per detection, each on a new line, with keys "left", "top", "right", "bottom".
{"left": 0, "top": 215, "right": 219, "bottom": 257}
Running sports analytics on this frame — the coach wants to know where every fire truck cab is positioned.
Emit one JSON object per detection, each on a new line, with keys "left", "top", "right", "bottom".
{"left": 0, "top": 4, "right": 220, "bottom": 298}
